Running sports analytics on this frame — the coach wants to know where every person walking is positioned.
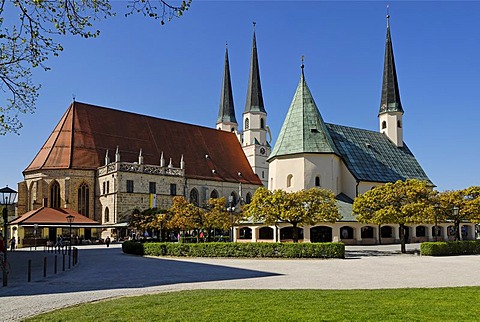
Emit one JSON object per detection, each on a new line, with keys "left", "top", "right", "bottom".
{"left": 105, "top": 236, "right": 111, "bottom": 247}
{"left": 9, "top": 237, "right": 16, "bottom": 251}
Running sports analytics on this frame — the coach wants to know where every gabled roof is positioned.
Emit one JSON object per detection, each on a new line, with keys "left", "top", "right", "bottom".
{"left": 217, "top": 47, "right": 237, "bottom": 124}
{"left": 327, "top": 123, "right": 431, "bottom": 184}
{"left": 379, "top": 15, "right": 403, "bottom": 115}
{"left": 24, "top": 102, "right": 262, "bottom": 185}
{"left": 244, "top": 28, "right": 266, "bottom": 114}
{"left": 10, "top": 207, "right": 99, "bottom": 225}
{"left": 268, "top": 70, "right": 339, "bottom": 160}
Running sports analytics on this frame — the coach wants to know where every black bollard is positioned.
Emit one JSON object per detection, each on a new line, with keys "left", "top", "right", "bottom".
{"left": 28, "top": 260, "right": 32, "bottom": 282}
{"left": 62, "top": 254, "right": 65, "bottom": 271}
{"left": 54, "top": 255, "right": 58, "bottom": 274}
{"left": 43, "top": 257, "right": 47, "bottom": 278}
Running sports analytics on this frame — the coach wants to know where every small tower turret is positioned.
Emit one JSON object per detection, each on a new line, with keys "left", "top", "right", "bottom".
{"left": 379, "top": 10, "right": 404, "bottom": 147}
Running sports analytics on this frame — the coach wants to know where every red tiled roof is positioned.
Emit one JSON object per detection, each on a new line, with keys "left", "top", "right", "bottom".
{"left": 24, "top": 102, "right": 262, "bottom": 185}
{"left": 10, "top": 207, "right": 99, "bottom": 225}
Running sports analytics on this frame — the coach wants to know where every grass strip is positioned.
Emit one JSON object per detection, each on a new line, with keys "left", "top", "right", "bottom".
{"left": 26, "top": 287, "right": 480, "bottom": 321}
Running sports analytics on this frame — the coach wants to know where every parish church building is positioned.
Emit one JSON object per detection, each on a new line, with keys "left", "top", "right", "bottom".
{"left": 13, "top": 17, "right": 476, "bottom": 246}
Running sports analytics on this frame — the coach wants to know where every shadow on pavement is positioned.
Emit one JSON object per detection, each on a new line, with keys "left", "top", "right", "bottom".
{"left": 0, "top": 246, "right": 281, "bottom": 297}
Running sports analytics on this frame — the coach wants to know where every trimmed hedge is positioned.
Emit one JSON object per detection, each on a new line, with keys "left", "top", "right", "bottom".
{"left": 420, "top": 240, "right": 480, "bottom": 256}
{"left": 123, "top": 241, "right": 345, "bottom": 259}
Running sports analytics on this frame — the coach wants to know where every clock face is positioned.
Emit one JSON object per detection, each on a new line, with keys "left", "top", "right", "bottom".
{"left": 260, "top": 147, "right": 266, "bottom": 155}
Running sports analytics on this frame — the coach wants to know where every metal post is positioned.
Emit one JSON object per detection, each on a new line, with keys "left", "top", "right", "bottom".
{"left": 43, "top": 257, "right": 47, "bottom": 278}
{"left": 2, "top": 207, "right": 8, "bottom": 287}
{"left": 28, "top": 260, "right": 32, "bottom": 282}
{"left": 34, "top": 224, "right": 38, "bottom": 250}
{"left": 54, "top": 255, "right": 58, "bottom": 274}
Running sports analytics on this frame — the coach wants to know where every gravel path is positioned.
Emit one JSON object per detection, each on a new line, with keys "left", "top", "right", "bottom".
{"left": 1, "top": 244, "right": 479, "bottom": 321}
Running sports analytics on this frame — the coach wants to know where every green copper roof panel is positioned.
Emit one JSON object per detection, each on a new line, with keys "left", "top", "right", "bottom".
{"left": 269, "top": 72, "right": 338, "bottom": 160}
{"left": 326, "top": 123, "right": 431, "bottom": 184}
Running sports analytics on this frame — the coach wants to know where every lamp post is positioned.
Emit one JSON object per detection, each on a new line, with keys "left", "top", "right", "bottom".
{"left": 227, "top": 196, "right": 234, "bottom": 242}
{"left": 66, "top": 215, "right": 74, "bottom": 261}
{"left": 33, "top": 224, "right": 38, "bottom": 250}
{"left": 1, "top": 186, "right": 17, "bottom": 287}
{"left": 452, "top": 206, "right": 460, "bottom": 240}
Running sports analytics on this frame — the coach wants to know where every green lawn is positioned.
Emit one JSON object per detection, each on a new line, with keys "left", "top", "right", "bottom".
{"left": 26, "top": 288, "right": 480, "bottom": 321}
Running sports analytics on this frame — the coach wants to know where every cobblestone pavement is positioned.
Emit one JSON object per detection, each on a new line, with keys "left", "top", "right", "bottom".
{"left": 0, "top": 243, "right": 479, "bottom": 321}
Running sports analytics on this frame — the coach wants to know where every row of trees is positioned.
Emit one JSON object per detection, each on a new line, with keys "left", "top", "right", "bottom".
{"left": 128, "top": 187, "right": 342, "bottom": 243}
{"left": 129, "top": 196, "right": 241, "bottom": 242}
{"left": 128, "top": 180, "right": 480, "bottom": 252}
{"left": 353, "top": 179, "right": 480, "bottom": 253}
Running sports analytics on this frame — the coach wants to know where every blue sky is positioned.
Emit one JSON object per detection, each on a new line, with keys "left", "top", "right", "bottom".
{"left": 1, "top": 1, "right": 479, "bottom": 192}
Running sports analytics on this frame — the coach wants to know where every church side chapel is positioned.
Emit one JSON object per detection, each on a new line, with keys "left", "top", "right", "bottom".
{"left": 13, "top": 17, "right": 476, "bottom": 247}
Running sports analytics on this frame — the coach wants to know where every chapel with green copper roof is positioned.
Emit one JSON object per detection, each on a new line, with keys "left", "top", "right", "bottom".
{"left": 268, "top": 13, "right": 431, "bottom": 203}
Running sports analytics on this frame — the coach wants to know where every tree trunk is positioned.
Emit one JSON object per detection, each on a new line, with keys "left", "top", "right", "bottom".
{"left": 399, "top": 224, "right": 406, "bottom": 254}
{"left": 455, "top": 221, "right": 460, "bottom": 241}
{"left": 292, "top": 223, "right": 298, "bottom": 243}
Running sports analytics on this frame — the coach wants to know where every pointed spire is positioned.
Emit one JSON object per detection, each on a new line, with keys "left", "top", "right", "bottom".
{"left": 379, "top": 10, "right": 403, "bottom": 115}
{"left": 105, "top": 149, "right": 110, "bottom": 166}
{"left": 138, "top": 149, "right": 143, "bottom": 164}
{"left": 160, "top": 152, "right": 165, "bottom": 167}
{"left": 115, "top": 146, "right": 120, "bottom": 162}
{"left": 244, "top": 22, "right": 266, "bottom": 113}
{"left": 180, "top": 154, "right": 185, "bottom": 169}
{"left": 269, "top": 64, "right": 338, "bottom": 160}
{"left": 217, "top": 44, "right": 237, "bottom": 124}
{"left": 168, "top": 158, "right": 173, "bottom": 168}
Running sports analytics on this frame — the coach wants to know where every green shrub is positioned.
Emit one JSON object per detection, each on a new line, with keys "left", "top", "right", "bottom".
{"left": 420, "top": 240, "right": 480, "bottom": 256}
{"left": 123, "top": 242, "right": 345, "bottom": 259}
{"left": 122, "top": 241, "right": 144, "bottom": 255}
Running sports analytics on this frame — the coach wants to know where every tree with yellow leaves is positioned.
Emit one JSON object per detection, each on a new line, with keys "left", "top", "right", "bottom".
{"left": 353, "top": 179, "right": 436, "bottom": 253}
{"left": 244, "top": 187, "right": 340, "bottom": 243}
{"left": 436, "top": 186, "right": 480, "bottom": 240}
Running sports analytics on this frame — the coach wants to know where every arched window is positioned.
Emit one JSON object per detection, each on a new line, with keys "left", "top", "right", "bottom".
{"left": 340, "top": 226, "right": 354, "bottom": 239}
{"left": 287, "top": 174, "right": 293, "bottom": 188}
{"left": 397, "top": 120, "right": 402, "bottom": 128}
{"left": 259, "top": 227, "right": 274, "bottom": 239}
{"left": 210, "top": 190, "right": 219, "bottom": 199}
{"left": 381, "top": 226, "right": 393, "bottom": 238}
{"left": 50, "top": 181, "right": 61, "bottom": 209}
{"left": 189, "top": 188, "right": 199, "bottom": 206}
{"left": 245, "top": 118, "right": 250, "bottom": 130}
{"left": 260, "top": 118, "right": 265, "bottom": 129}
{"left": 78, "top": 183, "right": 89, "bottom": 217}
{"left": 361, "top": 226, "right": 374, "bottom": 239}
{"left": 315, "top": 176, "right": 321, "bottom": 187}
{"left": 382, "top": 121, "right": 387, "bottom": 129}
{"left": 239, "top": 227, "right": 252, "bottom": 240}
{"left": 416, "top": 226, "right": 426, "bottom": 237}
{"left": 245, "top": 192, "right": 252, "bottom": 204}
{"left": 104, "top": 207, "right": 110, "bottom": 223}
{"left": 229, "top": 191, "right": 237, "bottom": 206}
{"left": 231, "top": 127, "right": 235, "bottom": 132}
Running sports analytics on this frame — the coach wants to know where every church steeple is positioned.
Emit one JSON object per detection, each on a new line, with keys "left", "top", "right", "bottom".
{"left": 379, "top": 12, "right": 403, "bottom": 115}
{"left": 216, "top": 45, "right": 237, "bottom": 133}
{"left": 379, "top": 10, "right": 404, "bottom": 147}
{"left": 241, "top": 22, "right": 269, "bottom": 187}
{"left": 244, "top": 23, "right": 265, "bottom": 114}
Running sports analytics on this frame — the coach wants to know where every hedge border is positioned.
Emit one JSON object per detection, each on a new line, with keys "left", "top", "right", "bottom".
{"left": 122, "top": 241, "right": 345, "bottom": 259}
{"left": 420, "top": 240, "right": 480, "bottom": 256}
